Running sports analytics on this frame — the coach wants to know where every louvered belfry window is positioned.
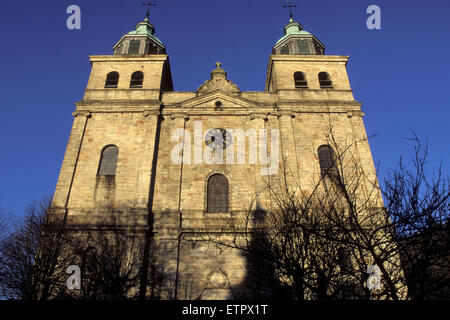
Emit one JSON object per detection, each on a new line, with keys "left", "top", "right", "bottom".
{"left": 207, "top": 174, "right": 229, "bottom": 213}
{"left": 130, "top": 71, "right": 144, "bottom": 88}
{"left": 319, "top": 72, "right": 333, "bottom": 88}
{"left": 98, "top": 145, "right": 119, "bottom": 176}
{"left": 128, "top": 40, "right": 140, "bottom": 54}
{"left": 318, "top": 145, "right": 337, "bottom": 176}
{"left": 294, "top": 72, "right": 308, "bottom": 88}
{"left": 105, "top": 71, "right": 119, "bottom": 88}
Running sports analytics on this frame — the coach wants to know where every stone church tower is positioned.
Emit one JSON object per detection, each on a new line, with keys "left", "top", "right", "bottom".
{"left": 51, "top": 13, "right": 379, "bottom": 299}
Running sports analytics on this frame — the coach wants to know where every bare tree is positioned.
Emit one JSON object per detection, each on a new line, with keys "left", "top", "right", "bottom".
{"left": 201, "top": 127, "right": 423, "bottom": 300}
{"left": 0, "top": 197, "right": 72, "bottom": 300}
{"left": 308, "top": 131, "right": 407, "bottom": 300}
{"left": 0, "top": 204, "right": 11, "bottom": 245}
{"left": 382, "top": 135, "right": 450, "bottom": 299}
{"left": 1, "top": 133, "right": 446, "bottom": 301}
{"left": 70, "top": 231, "right": 144, "bottom": 300}
{"left": 0, "top": 199, "right": 172, "bottom": 300}
{"left": 198, "top": 167, "right": 367, "bottom": 299}
{"left": 226, "top": 129, "right": 450, "bottom": 301}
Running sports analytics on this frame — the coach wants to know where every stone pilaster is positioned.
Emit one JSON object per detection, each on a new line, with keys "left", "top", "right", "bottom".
{"left": 52, "top": 110, "right": 91, "bottom": 209}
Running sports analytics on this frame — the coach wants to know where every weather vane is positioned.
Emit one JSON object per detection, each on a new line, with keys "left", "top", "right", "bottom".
{"left": 142, "top": 1, "right": 157, "bottom": 19}
{"left": 283, "top": 0, "right": 297, "bottom": 20}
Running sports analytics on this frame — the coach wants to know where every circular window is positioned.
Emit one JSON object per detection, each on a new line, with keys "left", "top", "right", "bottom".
{"left": 205, "top": 128, "right": 233, "bottom": 149}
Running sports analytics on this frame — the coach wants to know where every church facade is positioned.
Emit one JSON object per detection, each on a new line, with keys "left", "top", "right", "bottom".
{"left": 50, "top": 13, "right": 380, "bottom": 299}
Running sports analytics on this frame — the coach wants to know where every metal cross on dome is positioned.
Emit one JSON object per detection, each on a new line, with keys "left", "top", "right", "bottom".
{"left": 283, "top": 0, "right": 297, "bottom": 19}
{"left": 142, "top": 1, "right": 157, "bottom": 18}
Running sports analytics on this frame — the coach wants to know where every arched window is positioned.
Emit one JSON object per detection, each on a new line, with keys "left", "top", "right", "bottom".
{"left": 128, "top": 40, "right": 141, "bottom": 54}
{"left": 318, "top": 72, "right": 333, "bottom": 89}
{"left": 318, "top": 145, "right": 337, "bottom": 177}
{"left": 130, "top": 71, "right": 144, "bottom": 88}
{"left": 298, "top": 40, "right": 310, "bottom": 54}
{"left": 294, "top": 72, "right": 308, "bottom": 88}
{"left": 98, "top": 145, "right": 119, "bottom": 176}
{"left": 105, "top": 72, "right": 119, "bottom": 88}
{"left": 207, "top": 174, "right": 229, "bottom": 213}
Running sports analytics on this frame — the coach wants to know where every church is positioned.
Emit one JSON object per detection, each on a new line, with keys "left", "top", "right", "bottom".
{"left": 50, "top": 7, "right": 380, "bottom": 299}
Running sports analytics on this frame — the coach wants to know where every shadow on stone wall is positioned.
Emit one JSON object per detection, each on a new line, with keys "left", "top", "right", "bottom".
{"left": 229, "top": 208, "right": 292, "bottom": 300}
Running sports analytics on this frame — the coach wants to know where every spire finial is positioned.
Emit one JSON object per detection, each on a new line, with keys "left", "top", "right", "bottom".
{"left": 215, "top": 61, "right": 222, "bottom": 68}
{"left": 283, "top": 0, "right": 297, "bottom": 21}
{"left": 142, "top": 1, "right": 157, "bottom": 19}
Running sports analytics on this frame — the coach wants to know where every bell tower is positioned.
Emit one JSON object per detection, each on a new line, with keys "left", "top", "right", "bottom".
{"left": 52, "top": 13, "right": 172, "bottom": 226}
{"left": 84, "top": 15, "right": 173, "bottom": 95}
{"left": 265, "top": 16, "right": 353, "bottom": 96}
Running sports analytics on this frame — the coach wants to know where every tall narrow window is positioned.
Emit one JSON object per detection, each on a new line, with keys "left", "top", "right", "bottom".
{"left": 207, "top": 174, "right": 229, "bottom": 213}
{"left": 98, "top": 145, "right": 119, "bottom": 176}
{"left": 130, "top": 71, "right": 144, "bottom": 88}
{"left": 105, "top": 72, "right": 119, "bottom": 88}
{"left": 128, "top": 40, "right": 141, "bottom": 54}
{"left": 319, "top": 72, "right": 333, "bottom": 89}
{"left": 298, "top": 40, "right": 310, "bottom": 54}
{"left": 294, "top": 72, "right": 308, "bottom": 88}
{"left": 318, "top": 145, "right": 337, "bottom": 177}
{"left": 280, "top": 45, "right": 290, "bottom": 54}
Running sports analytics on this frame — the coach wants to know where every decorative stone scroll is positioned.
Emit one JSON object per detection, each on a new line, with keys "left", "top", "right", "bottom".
{"left": 72, "top": 110, "right": 91, "bottom": 118}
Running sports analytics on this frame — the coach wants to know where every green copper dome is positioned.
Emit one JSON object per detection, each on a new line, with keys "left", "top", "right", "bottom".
{"left": 125, "top": 17, "right": 164, "bottom": 46}
{"left": 275, "top": 19, "right": 312, "bottom": 45}
{"left": 273, "top": 18, "right": 325, "bottom": 55}
{"left": 113, "top": 17, "right": 166, "bottom": 55}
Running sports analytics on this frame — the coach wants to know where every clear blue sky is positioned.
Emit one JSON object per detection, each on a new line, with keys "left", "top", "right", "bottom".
{"left": 0, "top": 0, "right": 449, "bottom": 216}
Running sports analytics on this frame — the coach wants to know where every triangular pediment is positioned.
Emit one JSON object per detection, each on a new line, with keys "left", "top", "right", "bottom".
{"left": 174, "top": 90, "right": 259, "bottom": 110}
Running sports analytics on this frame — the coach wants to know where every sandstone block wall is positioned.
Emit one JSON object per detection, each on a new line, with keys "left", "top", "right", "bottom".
{"left": 51, "top": 53, "right": 380, "bottom": 299}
